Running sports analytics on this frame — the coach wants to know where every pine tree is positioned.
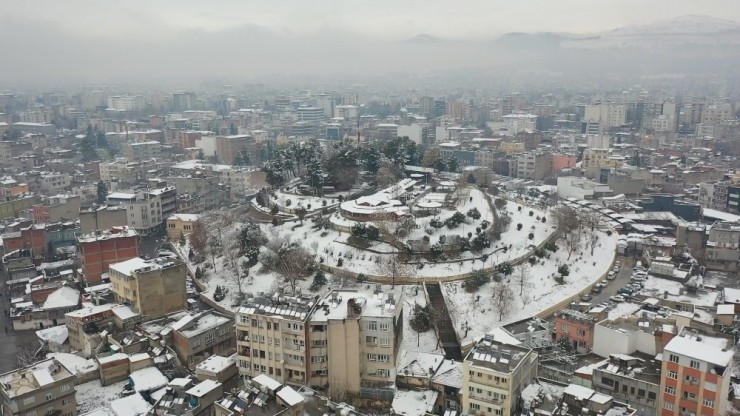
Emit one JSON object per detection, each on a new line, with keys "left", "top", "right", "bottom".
{"left": 96, "top": 181, "right": 108, "bottom": 204}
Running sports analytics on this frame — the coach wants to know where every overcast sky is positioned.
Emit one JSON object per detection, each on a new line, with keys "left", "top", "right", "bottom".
{"left": 4, "top": 0, "right": 740, "bottom": 40}
{"left": 2, "top": 0, "right": 739, "bottom": 86}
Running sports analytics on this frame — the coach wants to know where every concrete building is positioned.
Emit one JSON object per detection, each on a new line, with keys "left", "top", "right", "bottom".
{"left": 397, "top": 124, "right": 429, "bottom": 145}
{"left": 592, "top": 316, "right": 676, "bottom": 359}
{"left": 557, "top": 176, "right": 613, "bottom": 200}
{"left": 77, "top": 226, "right": 139, "bottom": 284}
{"left": 121, "top": 140, "right": 162, "bottom": 162}
{"left": 106, "top": 186, "right": 177, "bottom": 235}
{"left": 167, "top": 174, "right": 223, "bottom": 214}
{"left": 311, "top": 288, "right": 404, "bottom": 400}
{"left": 0, "top": 141, "right": 33, "bottom": 166}
{"left": 79, "top": 205, "right": 128, "bottom": 234}
{"left": 99, "top": 159, "right": 147, "bottom": 185}
{"left": 214, "top": 375, "right": 305, "bottom": 416}
{"left": 515, "top": 152, "right": 552, "bottom": 180}
{"left": 65, "top": 304, "right": 115, "bottom": 356}
{"left": 705, "top": 221, "right": 740, "bottom": 271}
{"left": 658, "top": 327, "right": 734, "bottom": 416}
{"left": 215, "top": 135, "right": 254, "bottom": 165}
{"left": 553, "top": 309, "right": 598, "bottom": 353}
{"left": 462, "top": 334, "right": 538, "bottom": 416}
{"left": 0, "top": 359, "right": 76, "bottom": 416}
{"left": 31, "top": 194, "right": 80, "bottom": 224}
{"left": 166, "top": 213, "right": 200, "bottom": 240}
{"left": 582, "top": 148, "right": 617, "bottom": 170}
{"left": 11, "top": 122, "right": 56, "bottom": 136}
{"left": 109, "top": 256, "right": 187, "bottom": 320}
{"left": 592, "top": 353, "right": 662, "bottom": 416}
{"left": 235, "top": 294, "right": 319, "bottom": 386}
{"left": 107, "top": 95, "right": 146, "bottom": 111}
{"left": 583, "top": 103, "right": 626, "bottom": 133}
{"left": 173, "top": 311, "right": 236, "bottom": 369}
{"left": 296, "top": 106, "right": 325, "bottom": 123}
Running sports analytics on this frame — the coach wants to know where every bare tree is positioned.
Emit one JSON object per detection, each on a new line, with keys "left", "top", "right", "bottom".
{"left": 16, "top": 342, "right": 43, "bottom": 369}
{"left": 260, "top": 233, "right": 316, "bottom": 293}
{"left": 491, "top": 281, "right": 514, "bottom": 321}
{"left": 375, "top": 253, "right": 415, "bottom": 288}
{"left": 189, "top": 220, "right": 209, "bottom": 260}
{"left": 552, "top": 205, "right": 584, "bottom": 260}
{"left": 513, "top": 264, "right": 533, "bottom": 296}
{"left": 376, "top": 166, "right": 398, "bottom": 187}
{"left": 581, "top": 210, "right": 606, "bottom": 255}
{"left": 520, "top": 292, "right": 532, "bottom": 309}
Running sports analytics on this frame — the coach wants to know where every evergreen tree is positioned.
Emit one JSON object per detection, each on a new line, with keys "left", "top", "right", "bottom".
{"left": 96, "top": 181, "right": 108, "bottom": 204}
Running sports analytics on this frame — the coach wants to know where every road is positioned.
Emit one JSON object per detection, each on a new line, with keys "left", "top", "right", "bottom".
{"left": 589, "top": 255, "right": 636, "bottom": 305}
{"left": 0, "top": 268, "right": 42, "bottom": 373}
{"left": 139, "top": 228, "right": 168, "bottom": 259}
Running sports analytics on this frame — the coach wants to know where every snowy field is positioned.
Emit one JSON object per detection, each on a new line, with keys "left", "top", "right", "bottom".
{"left": 442, "top": 230, "right": 618, "bottom": 344}
{"left": 75, "top": 380, "right": 127, "bottom": 414}
{"left": 399, "top": 284, "right": 443, "bottom": 355}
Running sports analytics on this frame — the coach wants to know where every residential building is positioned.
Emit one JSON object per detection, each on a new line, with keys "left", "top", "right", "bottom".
{"left": 555, "top": 384, "right": 637, "bottom": 416}
{"left": 592, "top": 353, "right": 661, "bottom": 416}
{"left": 638, "top": 195, "right": 701, "bottom": 222}
{"left": 167, "top": 174, "right": 223, "bottom": 213}
{"left": 235, "top": 294, "right": 319, "bottom": 386}
{"left": 79, "top": 205, "right": 128, "bottom": 234}
{"left": 10, "top": 122, "right": 56, "bottom": 136}
{"left": 515, "top": 152, "right": 552, "bottom": 180}
{"left": 106, "top": 186, "right": 177, "bottom": 235}
{"left": 214, "top": 375, "right": 305, "bottom": 416}
{"left": 109, "top": 256, "right": 187, "bottom": 319}
{"left": 153, "top": 378, "right": 223, "bottom": 416}
{"left": 99, "top": 159, "right": 147, "bottom": 185}
{"left": 592, "top": 315, "right": 677, "bottom": 359}
{"left": 557, "top": 176, "right": 613, "bottom": 200}
{"left": 0, "top": 359, "right": 76, "bottom": 416}
{"left": 462, "top": 334, "right": 538, "bottom": 416}
{"left": 167, "top": 213, "right": 200, "bottom": 240}
{"left": 296, "top": 105, "right": 325, "bottom": 123}
{"left": 77, "top": 226, "right": 139, "bottom": 284}
{"left": 553, "top": 309, "right": 598, "bottom": 353}
{"left": 705, "top": 221, "right": 740, "bottom": 271}
{"left": 107, "top": 95, "right": 146, "bottom": 111}
{"left": 195, "top": 354, "right": 238, "bottom": 385}
{"left": 121, "top": 140, "right": 162, "bottom": 162}
{"left": 310, "top": 288, "right": 404, "bottom": 400}
{"left": 0, "top": 141, "right": 33, "bottom": 166}
{"left": 173, "top": 311, "right": 236, "bottom": 369}
{"left": 658, "top": 327, "right": 734, "bottom": 416}
{"left": 32, "top": 194, "right": 80, "bottom": 223}
{"left": 582, "top": 148, "right": 617, "bottom": 169}
{"left": 583, "top": 103, "right": 626, "bottom": 133}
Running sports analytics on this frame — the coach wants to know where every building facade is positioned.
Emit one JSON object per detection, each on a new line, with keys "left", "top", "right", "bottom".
{"left": 109, "top": 257, "right": 187, "bottom": 319}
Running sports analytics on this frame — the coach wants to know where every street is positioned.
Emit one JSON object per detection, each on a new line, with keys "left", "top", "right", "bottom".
{"left": 590, "top": 255, "right": 636, "bottom": 305}
{"left": 0, "top": 268, "right": 42, "bottom": 374}
{"left": 139, "top": 228, "right": 168, "bottom": 259}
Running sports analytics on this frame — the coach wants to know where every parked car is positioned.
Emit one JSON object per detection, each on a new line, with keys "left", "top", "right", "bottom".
{"left": 631, "top": 276, "right": 646, "bottom": 283}
{"left": 610, "top": 295, "right": 625, "bottom": 303}
{"left": 581, "top": 294, "right": 593, "bottom": 302}
{"left": 607, "top": 271, "right": 616, "bottom": 280}
{"left": 601, "top": 279, "right": 608, "bottom": 286}
{"left": 592, "top": 285, "right": 602, "bottom": 294}
{"left": 618, "top": 287, "right": 634, "bottom": 295}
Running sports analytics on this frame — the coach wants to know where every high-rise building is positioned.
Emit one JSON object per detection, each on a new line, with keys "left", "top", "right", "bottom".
{"left": 107, "top": 95, "right": 146, "bottom": 111}
{"left": 658, "top": 327, "right": 734, "bottom": 416}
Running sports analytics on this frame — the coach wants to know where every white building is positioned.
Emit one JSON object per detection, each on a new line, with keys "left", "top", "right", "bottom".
{"left": 501, "top": 113, "right": 537, "bottom": 135}
{"left": 583, "top": 103, "right": 626, "bottom": 133}
{"left": 107, "top": 186, "right": 177, "bottom": 236}
{"left": 397, "top": 124, "right": 427, "bottom": 145}
{"left": 557, "top": 176, "right": 613, "bottom": 200}
{"left": 107, "top": 95, "right": 146, "bottom": 111}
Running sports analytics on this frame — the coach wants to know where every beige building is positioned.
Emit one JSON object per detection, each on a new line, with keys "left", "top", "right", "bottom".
{"left": 235, "top": 294, "right": 318, "bottom": 386}
{"left": 79, "top": 205, "right": 128, "bottom": 234}
{"left": 462, "top": 334, "right": 538, "bottom": 416}
{"left": 166, "top": 213, "right": 200, "bottom": 240}
{"left": 0, "top": 359, "right": 77, "bottom": 416}
{"left": 121, "top": 140, "right": 162, "bottom": 162}
{"left": 109, "top": 257, "right": 187, "bottom": 320}
{"left": 311, "top": 288, "right": 403, "bottom": 401}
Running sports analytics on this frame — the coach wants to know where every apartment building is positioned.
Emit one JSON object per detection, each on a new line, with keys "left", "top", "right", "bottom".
{"left": 173, "top": 311, "right": 236, "bottom": 369}
{"left": 553, "top": 309, "right": 598, "bottom": 353}
{"left": 65, "top": 303, "right": 115, "bottom": 356}
{"left": 582, "top": 148, "right": 617, "bottom": 169}
{"left": 514, "top": 152, "right": 552, "bottom": 181}
{"left": 121, "top": 140, "right": 162, "bottom": 162}
{"left": 658, "top": 327, "right": 734, "bottom": 416}
{"left": 32, "top": 194, "right": 80, "bottom": 223}
{"left": 109, "top": 256, "right": 187, "bottom": 319}
{"left": 99, "top": 159, "right": 147, "bottom": 184}
{"left": 79, "top": 205, "right": 128, "bottom": 234}
{"left": 0, "top": 359, "right": 77, "bottom": 416}
{"left": 235, "top": 294, "right": 319, "bottom": 386}
{"left": 705, "top": 221, "right": 740, "bottom": 272}
{"left": 77, "top": 226, "right": 139, "bottom": 284}
{"left": 106, "top": 186, "right": 177, "bottom": 235}
{"left": 215, "top": 135, "right": 254, "bottom": 165}
{"left": 592, "top": 353, "right": 661, "bottom": 416}
{"left": 166, "top": 213, "right": 200, "bottom": 240}
{"left": 311, "top": 288, "right": 403, "bottom": 400}
{"left": 462, "top": 334, "right": 538, "bottom": 416}
{"left": 107, "top": 95, "right": 146, "bottom": 111}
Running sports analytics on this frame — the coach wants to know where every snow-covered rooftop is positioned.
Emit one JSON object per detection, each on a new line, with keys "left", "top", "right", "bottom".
{"left": 391, "top": 389, "right": 438, "bottom": 416}
{"left": 66, "top": 303, "right": 114, "bottom": 319}
{"left": 110, "top": 393, "right": 151, "bottom": 416}
{"left": 128, "top": 367, "right": 168, "bottom": 392}
{"left": 43, "top": 286, "right": 80, "bottom": 310}
{"left": 310, "top": 288, "right": 402, "bottom": 322}
{"left": 195, "top": 354, "right": 236, "bottom": 375}
{"left": 664, "top": 329, "right": 733, "bottom": 367}
{"left": 168, "top": 213, "right": 200, "bottom": 222}
{"left": 186, "top": 379, "right": 221, "bottom": 398}
{"left": 36, "top": 325, "right": 69, "bottom": 345}
{"left": 276, "top": 385, "right": 303, "bottom": 406}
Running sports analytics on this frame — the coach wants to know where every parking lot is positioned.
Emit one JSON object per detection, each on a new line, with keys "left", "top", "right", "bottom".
{"left": 585, "top": 255, "right": 636, "bottom": 306}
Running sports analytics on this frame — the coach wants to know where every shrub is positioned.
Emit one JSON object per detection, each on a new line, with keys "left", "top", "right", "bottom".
{"left": 430, "top": 218, "right": 444, "bottom": 229}
{"left": 272, "top": 216, "right": 279, "bottom": 226}
{"left": 471, "top": 233, "right": 490, "bottom": 251}
{"left": 410, "top": 304, "right": 435, "bottom": 332}
{"left": 534, "top": 248, "right": 546, "bottom": 258}
{"left": 606, "top": 230, "right": 613, "bottom": 236}
{"left": 496, "top": 262, "right": 513, "bottom": 276}
{"left": 528, "top": 256, "right": 537, "bottom": 265}
{"left": 481, "top": 220, "right": 490, "bottom": 230}
{"left": 357, "top": 273, "right": 368, "bottom": 283}
{"left": 541, "top": 216, "right": 546, "bottom": 223}
{"left": 285, "top": 199, "right": 292, "bottom": 207}
{"left": 459, "top": 239, "right": 471, "bottom": 252}
{"left": 467, "top": 208, "right": 481, "bottom": 220}
{"left": 518, "top": 206, "right": 522, "bottom": 211}
{"left": 516, "top": 223, "right": 523, "bottom": 231}
{"left": 528, "top": 232, "right": 534, "bottom": 240}
{"left": 445, "top": 212, "right": 467, "bottom": 229}
{"left": 430, "top": 243, "right": 443, "bottom": 259}
{"left": 322, "top": 200, "right": 327, "bottom": 206}
{"left": 494, "top": 198, "right": 506, "bottom": 210}
{"left": 558, "top": 264, "right": 570, "bottom": 278}
{"left": 310, "top": 270, "right": 328, "bottom": 291}
{"left": 465, "top": 270, "right": 490, "bottom": 292}
{"left": 423, "top": 235, "right": 430, "bottom": 244}
{"left": 529, "top": 210, "right": 534, "bottom": 216}
{"left": 337, "top": 258, "right": 343, "bottom": 267}
{"left": 307, "top": 204, "right": 312, "bottom": 210}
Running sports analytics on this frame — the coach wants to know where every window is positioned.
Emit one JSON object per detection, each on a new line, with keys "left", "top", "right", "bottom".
{"left": 685, "top": 375, "right": 699, "bottom": 384}
{"left": 366, "top": 336, "right": 377, "bottom": 345}
{"left": 668, "top": 370, "right": 678, "bottom": 379}
{"left": 668, "top": 354, "right": 679, "bottom": 363}
{"left": 274, "top": 323, "right": 279, "bottom": 331}
{"left": 62, "top": 398, "right": 70, "bottom": 405}
{"left": 60, "top": 384, "right": 70, "bottom": 392}
{"left": 367, "top": 353, "right": 377, "bottom": 362}
{"left": 665, "top": 386, "right": 675, "bottom": 395}
{"left": 367, "top": 321, "right": 378, "bottom": 331}
{"left": 379, "top": 323, "right": 390, "bottom": 332}
{"left": 637, "top": 389, "right": 645, "bottom": 397}
{"left": 601, "top": 376, "right": 614, "bottom": 387}
{"left": 704, "top": 381, "right": 717, "bottom": 392}
{"left": 648, "top": 392, "right": 656, "bottom": 401}
{"left": 205, "top": 332, "right": 215, "bottom": 343}
{"left": 23, "top": 397, "right": 36, "bottom": 405}
{"left": 576, "top": 329, "right": 586, "bottom": 336}
{"left": 561, "top": 324, "right": 569, "bottom": 331}
{"left": 469, "top": 403, "right": 480, "bottom": 411}
{"left": 274, "top": 338, "right": 280, "bottom": 347}
{"left": 377, "top": 354, "right": 390, "bottom": 362}
{"left": 46, "top": 393, "right": 53, "bottom": 401}
{"left": 311, "top": 355, "right": 327, "bottom": 363}
{"left": 377, "top": 369, "right": 390, "bottom": 378}
{"left": 689, "top": 360, "right": 700, "bottom": 369}
{"left": 46, "top": 408, "right": 55, "bottom": 416}
{"left": 380, "top": 338, "right": 390, "bottom": 348}
{"left": 682, "top": 391, "right": 696, "bottom": 400}
{"left": 494, "top": 410, "right": 503, "bottom": 416}
{"left": 267, "top": 322, "right": 272, "bottom": 330}
{"left": 703, "top": 398, "right": 714, "bottom": 408}
{"left": 26, "top": 412, "right": 37, "bottom": 416}
{"left": 664, "top": 402, "right": 674, "bottom": 410}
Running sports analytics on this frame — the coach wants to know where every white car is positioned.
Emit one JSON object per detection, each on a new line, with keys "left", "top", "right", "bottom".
{"left": 607, "top": 271, "right": 616, "bottom": 280}
{"left": 610, "top": 295, "right": 625, "bottom": 303}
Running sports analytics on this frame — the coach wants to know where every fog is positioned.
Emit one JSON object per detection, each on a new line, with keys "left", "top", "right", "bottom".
{"left": 2, "top": 0, "right": 740, "bottom": 87}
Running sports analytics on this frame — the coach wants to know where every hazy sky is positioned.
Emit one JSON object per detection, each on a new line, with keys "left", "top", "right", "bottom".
{"left": 2, "top": 0, "right": 739, "bottom": 85}
{"left": 4, "top": 0, "right": 740, "bottom": 40}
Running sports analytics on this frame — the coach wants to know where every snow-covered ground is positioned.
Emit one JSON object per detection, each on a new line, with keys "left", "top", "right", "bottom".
{"left": 271, "top": 190, "right": 340, "bottom": 212}
{"left": 75, "top": 380, "right": 127, "bottom": 414}
{"left": 442, "top": 230, "right": 618, "bottom": 345}
{"left": 399, "top": 284, "right": 442, "bottom": 355}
